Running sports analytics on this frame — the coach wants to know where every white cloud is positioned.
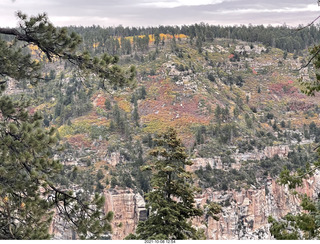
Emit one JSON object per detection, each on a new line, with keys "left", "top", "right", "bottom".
{"left": 139, "top": 0, "right": 226, "bottom": 8}
{"left": 213, "top": 4, "right": 319, "bottom": 15}
{"left": 49, "top": 15, "right": 140, "bottom": 27}
{"left": 50, "top": 16, "right": 108, "bottom": 26}
{"left": 0, "top": 0, "right": 318, "bottom": 28}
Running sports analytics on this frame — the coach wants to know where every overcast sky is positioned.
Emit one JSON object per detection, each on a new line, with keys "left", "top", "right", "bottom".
{"left": 0, "top": 0, "right": 320, "bottom": 28}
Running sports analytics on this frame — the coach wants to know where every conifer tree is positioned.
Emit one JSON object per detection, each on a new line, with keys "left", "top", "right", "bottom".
{"left": 0, "top": 12, "right": 134, "bottom": 239}
{"left": 268, "top": 9, "right": 320, "bottom": 237}
{"left": 0, "top": 12, "right": 135, "bottom": 88}
{"left": 268, "top": 157, "right": 320, "bottom": 240}
{"left": 126, "top": 128, "right": 204, "bottom": 240}
{"left": 268, "top": 194, "right": 320, "bottom": 240}
{"left": 0, "top": 98, "right": 113, "bottom": 239}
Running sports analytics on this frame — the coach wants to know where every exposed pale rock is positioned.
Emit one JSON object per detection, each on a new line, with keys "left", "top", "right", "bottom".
{"left": 232, "top": 145, "right": 290, "bottom": 167}
{"left": 193, "top": 171, "right": 320, "bottom": 240}
{"left": 50, "top": 170, "right": 320, "bottom": 240}
{"left": 169, "top": 68, "right": 181, "bottom": 76}
{"left": 187, "top": 156, "right": 222, "bottom": 171}
{"left": 50, "top": 209, "right": 76, "bottom": 240}
{"left": 189, "top": 145, "right": 290, "bottom": 172}
{"left": 107, "top": 152, "right": 121, "bottom": 166}
{"left": 264, "top": 145, "right": 289, "bottom": 159}
{"left": 104, "top": 187, "right": 146, "bottom": 240}
{"left": 216, "top": 45, "right": 227, "bottom": 53}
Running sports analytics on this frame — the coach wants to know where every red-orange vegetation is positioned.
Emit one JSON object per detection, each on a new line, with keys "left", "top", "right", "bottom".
{"left": 66, "top": 134, "right": 92, "bottom": 149}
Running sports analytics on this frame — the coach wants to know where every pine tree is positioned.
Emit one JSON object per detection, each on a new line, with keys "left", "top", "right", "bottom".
{"left": 0, "top": 96, "right": 113, "bottom": 239}
{"left": 269, "top": 138, "right": 320, "bottom": 240}
{"left": 0, "top": 12, "right": 135, "bottom": 88}
{"left": 154, "top": 32, "right": 161, "bottom": 47}
{"left": 267, "top": 17, "right": 320, "bottom": 236}
{"left": 126, "top": 128, "right": 204, "bottom": 240}
{"left": 268, "top": 194, "right": 320, "bottom": 239}
{"left": 133, "top": 107, "right": 139, "bottom": 126}
{"left": 0, "top": 12, "right": 135, "bottom": 239}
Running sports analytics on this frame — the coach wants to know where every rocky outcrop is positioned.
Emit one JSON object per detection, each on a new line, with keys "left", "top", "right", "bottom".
{"left": 106, "top": 151, "right": 121, "bottom": 166}
{"left": 234, "top": 145, "right": 290, "bottom": 163}
{"left": 187, "top": 157, "right": 222, "bottom": 171}
{"left": 101, "top": 170, "right": 320, "bottom": 240}
{"left": 235, "top": 44, "right": 266, "bottom": 55}
{"left": 188, "top": 145, "right": 290, "bottom": 172}
{"left": 50, "top": 209, "right": 77, "bottom": 240}
{"left": 264, "top": 145, "right": 289, "bottom": 159}
{"left": 231, "top": 145, "right": 290, "bottom": 169}
{"left": 49, "top": 170, "right": 320, "bottom": 240}
{"left": 104, "top": 187, "right": 146, "bottom": 240}
{"left": 195, "top": 170, "right": 320, "bottom": 240}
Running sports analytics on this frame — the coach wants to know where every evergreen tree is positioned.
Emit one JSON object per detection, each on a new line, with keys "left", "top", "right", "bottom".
{"left": 154, "top": 32, "right": 161, "bottom": 47}
{"left": 140, "top": 86, "right": 147, "bottom": 100}
{"left": 126, "top": 128, "right": 204, "bottom": 240}
{"left": 133, "top": 106, "right": 140, "bottom": 126}
{"left": 269, "top": 138, "right": 320, "bottom": 239}
{"left": 0, "top": 96, "right": 113, "bottom": 239}
{"left": 104, "top": 99, "right": 112, "bottom": 110}
{"left": 268, "top": 194, "right": 320, "bottom": 240}
{"left": 214, "top": 105, "right": 222, "bottom": 122}
{"left": 0, "top": 12, "right": 136, "bottom": 239}
{"left": 97, "top": 169, "right": 105, "bottom": 181}
{"left": 0, "top": 12, "right": 135, "bottom": 88}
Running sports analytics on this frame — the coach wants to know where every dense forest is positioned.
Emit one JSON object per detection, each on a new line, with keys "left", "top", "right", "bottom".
{"left": 1, "top": 11, "right": 320, "bottom": 240}
{"left": 66, "top": 23, "right": 320, "bottom": 55}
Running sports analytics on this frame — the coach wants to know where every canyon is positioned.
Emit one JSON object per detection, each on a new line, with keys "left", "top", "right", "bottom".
{"left": 102, "top": 171, "right": 320, "bottom": 240}
{"left": 50, "top": 142, "right": 319, "bottom": 240}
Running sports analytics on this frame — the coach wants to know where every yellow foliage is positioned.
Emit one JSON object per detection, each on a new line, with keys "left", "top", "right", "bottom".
{"left": 114, "top": 97, "right": 132, "bottom": 113}
{"left": 118, "top": 100, "right": 131, "bottom": 113}
{"left": 116, "top": 33, "right": 188, "bottom": 44}
{"left": 28, "top": 44, "right": 39, "bottom": 51}
{"left": 141, "top": 112, "right": 208, "bottom": 135}
{"left": 58, "top": 115, "right": 110, "bottom": 138}
{"left": 34, "top": 103, "right": 47, "bottom": 111}
{"left": 28, "top": 43, "right": 57, "bottom": 62}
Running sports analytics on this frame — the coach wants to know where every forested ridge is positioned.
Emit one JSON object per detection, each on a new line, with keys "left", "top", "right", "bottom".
{"left": 65, "top": 23, "right": 320, "bottom": 55}
{"left": 1, "top": 11, "right": 320, "bottom": 240}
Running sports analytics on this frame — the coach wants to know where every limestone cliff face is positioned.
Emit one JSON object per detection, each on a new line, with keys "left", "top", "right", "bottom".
{"left": 196, "top": 171, "right": 320, "bottom": 240}
{"left": 50, "top": 209, "right": 77, "bottom": 240}
{"left": 188, "top": 145, "right": 290, "bottom": 172}
{"left": 188, "top": 157, "right": 222, "bottom": 171}
{"left": 104, "top": 187, "right": 146, "bottom": 240}
{"left": 50, "top": 187, "right": 146, "bottom": 240}
{"left": 264, "top": 145, "right": 290, "bottom": 159}
{"left": 49, "top": 170, "right": 320, "bottom": 240}
{"left": 102, "top": 171, "right": 320, "bottom": 240}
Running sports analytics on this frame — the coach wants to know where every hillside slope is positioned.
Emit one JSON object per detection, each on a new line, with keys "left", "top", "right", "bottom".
{"left": 15, "top": 32, "right": 320, "bottom": 239}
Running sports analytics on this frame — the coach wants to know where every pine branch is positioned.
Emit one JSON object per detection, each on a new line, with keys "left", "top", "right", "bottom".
{"left": 0, "top": 27, "right": 21, "bottom": 38}
{"left": 293, "top": 14, "right": 320, "bottom": 73}
{"left": 296, "top": 15, "right": 320, "bottom": 31}
{"left": 297, "top": 46, "right": 320, "bottom": 71}
{"left": 297, "top": 165, "right": 320, "bottom": 179}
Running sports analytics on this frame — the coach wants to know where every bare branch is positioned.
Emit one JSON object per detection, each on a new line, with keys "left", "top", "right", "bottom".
{"left": 296, "top": 15, "right": 320, "bottom": 31}
{"left": 297, "top": 46, "right": 320, "bottom": 71}
{"left": 0, "top": 27, "right": 21, "bottom": 38}
{"left": 297, "top": 166, "right": 320, "bottom": 179}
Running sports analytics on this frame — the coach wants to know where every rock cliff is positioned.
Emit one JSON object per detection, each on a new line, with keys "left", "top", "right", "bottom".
{"left": 187, "top": 145, "right": 290, "bottom": 172}
{"left": 196, "top": 170, "right": 320, "bottom": 240}
{"left": 101, "top": 171, "right": 320, "bottom": 240}
{"left": 104, "top": 187, "right": 147, "bottom": 240}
